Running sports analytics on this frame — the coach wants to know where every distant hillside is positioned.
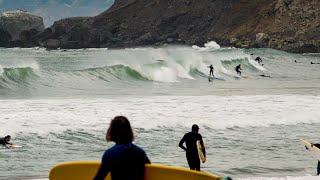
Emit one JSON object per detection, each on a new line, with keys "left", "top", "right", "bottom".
{"left": 0, "top": 0, "right": 114, "bottom": 26}
{"left": 3, "top": 0, "right": 320, "bottom": 53}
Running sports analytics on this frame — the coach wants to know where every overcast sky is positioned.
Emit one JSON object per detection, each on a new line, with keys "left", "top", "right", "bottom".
{"left": 0, "top": 0, "right": 114, "bottom": 27}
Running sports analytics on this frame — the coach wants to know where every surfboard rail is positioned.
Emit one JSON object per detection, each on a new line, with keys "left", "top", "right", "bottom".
{"left": 300, "top": 139, "right": 320, "bottom": 161}
{"left": 49, "top": 161, "right": 222, "bottom": 180}
{"left": 197, "top": 140, "right": 206, "bottom": 163}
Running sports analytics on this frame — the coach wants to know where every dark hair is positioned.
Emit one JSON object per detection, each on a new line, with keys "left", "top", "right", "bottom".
{"left": 106, "top": 116, "right": 134, "bottom": 144}
{"left": 4, "top": 135, "right": 11, "bottom": 141}
{"left": 192, "top": 124, "right": 199, "bottom": 132}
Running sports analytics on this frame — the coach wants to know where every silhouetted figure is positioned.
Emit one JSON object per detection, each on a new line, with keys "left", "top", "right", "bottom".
{"left": 94, "top": 116, "right": 150, "bottom": 180}
{"left": 235, "top": 64, "right": 242, "bottom": 76}
{"left": 208, "top": 65, "right": 214, "bottom": 77}
{"left": 0, "top": 135, "right": 12, "bottom": 148}
{"left": 310, "top": 143, "right": 320, "bottom": 175}
{"left": 179, "top": 124, "right": 206, "bottom": 171}
{"left": 255, "top": 56, "right": 262, "bottom": 64}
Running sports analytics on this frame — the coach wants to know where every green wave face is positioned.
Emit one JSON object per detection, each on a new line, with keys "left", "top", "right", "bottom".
{"left": 79, "top": 65, "right": 149, "bottom": 81}
{"left": 0, "top": 46, "right": 319, "bottom": 97}
{"left": 189, "top": 68, "right": 208, "bottom": 78}
{"left": 0, "top": 67, "right": 38, "bottom": 89}
{"left": 221, "top": 58, "right": 259, "bottom": 73}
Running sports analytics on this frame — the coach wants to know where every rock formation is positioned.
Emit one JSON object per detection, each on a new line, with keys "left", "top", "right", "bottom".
{"left": 2, "top": 1, "right": 320, "bottom": 53}
{"left": 0, "top": 10, "right": 44, "bottom": 44}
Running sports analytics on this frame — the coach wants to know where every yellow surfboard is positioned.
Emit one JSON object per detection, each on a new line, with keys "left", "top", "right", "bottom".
{"left": 49, "top": 161, "right": 221, "bottom": 180}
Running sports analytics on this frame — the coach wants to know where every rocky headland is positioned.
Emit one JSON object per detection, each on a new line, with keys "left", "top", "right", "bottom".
{"left": 1, "top": 0, "right": 319, "bottom": 53}
{"left": 0, "top": 10, "right": 44, "bottom": 47}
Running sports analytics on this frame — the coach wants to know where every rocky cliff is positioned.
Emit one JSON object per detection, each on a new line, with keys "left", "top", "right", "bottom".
{"left": 5, "top": 1, "right": 320, "bottom": 53}
{"left": 0, "top": 10, "right": 44, "bottom": 46}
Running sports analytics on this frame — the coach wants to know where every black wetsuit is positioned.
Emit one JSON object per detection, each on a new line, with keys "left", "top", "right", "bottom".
{"left": 209, "top": 65, "right": 214, "bottom": 77}
{"left": 94, "top": 143, "right": 150, "bottom": 180}
{"left": 0, "top": 138, "right": 9, "bottom": 146}
{"left": 179, "top": 132, "right": 206, "bottom": 171}
{"left": 314, "top": 144, "right": 320, "bottom": 175}
{"left": 235, "top": 65, "right": 242, "bottom": 76}
{"left": 0, "top": 138, "right": 5, "bottom": 145}
{"left": 255, "top": 57, "right": 262, "bottom": 63}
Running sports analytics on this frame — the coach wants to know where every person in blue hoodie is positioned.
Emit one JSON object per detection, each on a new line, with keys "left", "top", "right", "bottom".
{"left": 94, "top": 116, "right": 150, "bottom": 180}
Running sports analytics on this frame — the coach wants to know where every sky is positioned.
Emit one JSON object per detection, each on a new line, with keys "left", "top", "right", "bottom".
{"left": 0, "top": 0, "right": 114, "bottom": 27}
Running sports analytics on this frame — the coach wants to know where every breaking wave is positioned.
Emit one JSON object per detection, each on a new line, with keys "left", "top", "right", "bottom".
{"left": 1, "top": 42, "right": 318, "bottom": 97}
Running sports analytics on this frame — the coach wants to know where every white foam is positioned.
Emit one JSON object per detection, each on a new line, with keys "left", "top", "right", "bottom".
{"left": 0, "top": 57, "right": 39, "bottom": 70}
{"left": 192, "top": 41, "right": 221, "bottom": 51}
{"left": 238, "top": 175, "right": 319, "bottom": 180}
{"left": 152, "top": 66, "right": 179, "bottom": 82}
{"left": 1, "top": 95, "right": 320, "bottom": 136}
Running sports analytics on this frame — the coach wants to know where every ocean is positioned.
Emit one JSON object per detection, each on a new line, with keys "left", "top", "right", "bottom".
{"left": 0, "top": 43, "right": 320, "bottom": 180}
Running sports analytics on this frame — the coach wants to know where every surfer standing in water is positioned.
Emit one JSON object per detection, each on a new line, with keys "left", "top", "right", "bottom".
{"left": 94, "top": 116, "right": 150, "bottom": 180}
{"left": 179, "top": 124, "right": 206, "bottom": 171}
{"left": 0, "top": 135, "right": 12, "bottom": 148}
{"left": 310, "top": 143, "right": 320, "bottom": 175}
{"left": 235, "top": 64, "right": 242, "bottom": 76}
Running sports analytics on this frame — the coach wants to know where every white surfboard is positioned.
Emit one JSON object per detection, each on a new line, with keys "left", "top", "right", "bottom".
{"left": 196, "top": 140, "right": 205, "bottom": 163}
{"left": 9, "top": 144, "right": 22, "bottom": 148}
{"left": 300, "top": 139, "right": 320, "bottom": 160}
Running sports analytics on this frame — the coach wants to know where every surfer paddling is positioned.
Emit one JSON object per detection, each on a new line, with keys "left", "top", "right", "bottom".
{"left": 94, "top": 116, "right": 150, "bottom": 180}
{"left": 0, "top": 135, "right": 13, "bottom": 148}
{"left": 179, "top": 124, "right": 206, "bottom": 171}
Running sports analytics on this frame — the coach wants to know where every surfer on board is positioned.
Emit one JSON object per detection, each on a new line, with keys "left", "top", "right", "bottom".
{"left": 0, "top": 135, "right": 12, "bottom": 148}
{"left": 235, "top": 64, "right": 242, "bottom": 76}
{"left": 179, "top": 124, "right": 206, "bottom": 171}
{"left": 208, "top": 65, "right": 214, "bottom": 77}
{"left": 255, "top": 56, "right": 263, "bottom": 64}
{"left": 94, "top": 116, "right": 150, "bottom": 180}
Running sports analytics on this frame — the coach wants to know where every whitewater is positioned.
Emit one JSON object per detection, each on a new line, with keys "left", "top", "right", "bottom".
{"left": 0, "top": 44, "right": 320, "bottom": 180}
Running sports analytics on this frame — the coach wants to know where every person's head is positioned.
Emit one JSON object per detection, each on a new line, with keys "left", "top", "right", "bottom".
{"left": 4, "top": 135, "right": 11, "bottom": 142}
{"left": 106, "top": 116, "right": 134, "bottom": 144}
{"left": 191, "top": 124, "right": 199, "bottom": 133}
